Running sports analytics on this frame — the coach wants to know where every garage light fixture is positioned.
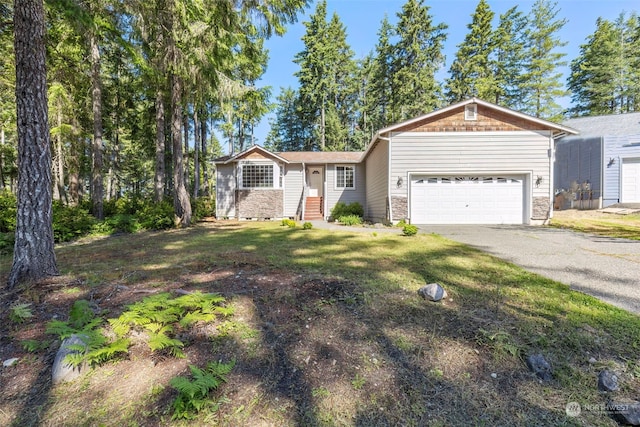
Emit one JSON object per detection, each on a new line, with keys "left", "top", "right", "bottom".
{"left": 397, "top": 176, "right": 404, "bottom": 188}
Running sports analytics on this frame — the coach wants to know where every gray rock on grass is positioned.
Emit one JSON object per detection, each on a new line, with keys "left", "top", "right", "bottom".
{"left": 526, "top": 353, "right": 552, "bottom": 381}
{"left": 610, "top": 400, "right": 640, "bottom": 426}
{"left": 418, "top": 283, "right": 447, "bottom": 302}
{"left": 598, "top": 369, "right": 619, "bottom": 392}
{"left": 52, "top": 334, "right": 88, "bottom": 384}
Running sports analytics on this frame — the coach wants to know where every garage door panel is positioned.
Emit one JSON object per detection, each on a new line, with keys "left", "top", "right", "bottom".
{"left": 410, "top": 175, "right": 525, "bottom": 224}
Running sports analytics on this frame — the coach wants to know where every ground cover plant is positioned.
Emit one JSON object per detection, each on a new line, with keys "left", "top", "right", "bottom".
{"left": 551, "top": 209, "right": 640, "bottom": 240}
{"left": 1, "top": 220, "right": 640, "bottom": 426}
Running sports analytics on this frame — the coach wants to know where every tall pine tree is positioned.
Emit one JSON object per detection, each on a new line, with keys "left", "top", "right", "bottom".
{"left": 520, "top": 0, "right": 568, "bottom": 120}
{"left": 491, "top": 6, "right": 528, "bottom": 108}
{"left": 391, "top": 0, "right": 448, "bottom": 121}
{"left": 445, "top": 0, "right": 495, "bottom": 102}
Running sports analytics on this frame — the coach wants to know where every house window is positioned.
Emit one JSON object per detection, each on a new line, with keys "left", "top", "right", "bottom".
{"left": 336, "top": 165, "right": 355, "bottom": 189}
{"left": 241, "top": 163, "right": 274, "bottom": 188}
{"left": 465, "top": 104, "right": 477, "bottom": 121}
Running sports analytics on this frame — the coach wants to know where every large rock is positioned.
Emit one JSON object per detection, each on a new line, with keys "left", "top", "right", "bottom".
{"left": 52, "top": 334, "right": 88, "bottom": 384}
{"left": 598, "top": 369, "right": 619, "bottom": 392}
{"left": 526, "top": 353, "right": 552, "bottom": 381}
{"left": 610, "top": 400, "right": 640, "bottom": 425}
{"left": 418, "top": 283, "right": 447, "bottom": 302}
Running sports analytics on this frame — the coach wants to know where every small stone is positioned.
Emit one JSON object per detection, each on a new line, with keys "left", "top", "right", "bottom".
{"left": 588, "top": 357, "right": 597, "bottom": 364}
{"left": 490, "top": 373, "right": 497, "bottom": 379}
{"left": 418, "top": 283, "right": 448, "bottom": 302}
{"left": 3, "top": 358, "right": 19, "bottom": 368}
{"left": 526, "top": 353, "right": 552, "bottom": 381}
{"left": 598, "top": 370, "right": 619, "bottom": 392}
{"left": 610, "top": 400, "right": 640, "bottom": 426}
{"left": 52, "top": 334, "right": 88, "bottom": 384}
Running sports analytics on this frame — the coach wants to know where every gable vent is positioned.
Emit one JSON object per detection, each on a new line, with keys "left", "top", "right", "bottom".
{"left": 465, "top": 104, "right": 478, "bottom": 121}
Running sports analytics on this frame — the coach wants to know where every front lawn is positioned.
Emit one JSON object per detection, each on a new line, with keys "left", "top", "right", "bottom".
{"left": 1, "top": 221, "right": 639, "bottom": 426}
{"left": 551, "top": 209, "right": 640, "bottom": 240}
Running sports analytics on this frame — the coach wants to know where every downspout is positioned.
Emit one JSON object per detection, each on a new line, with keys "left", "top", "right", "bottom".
{"left": 600, "top": 136, "right": 604, "bottom": 208}
{"left": 324, "top": 164, "right": 328, "bottom": 220}
{"left": 301, "top": 162, "right": 306, "bottom": 220}
{"left": 548, "top": 133, "right": 555, "bottom": 224}
{"left": 382, "top": 134, "right": 393, "bottom": 224}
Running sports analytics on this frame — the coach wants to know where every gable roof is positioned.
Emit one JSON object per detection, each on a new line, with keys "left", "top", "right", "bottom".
{"left": 562, "top": 112, "right": 640, "bottom": 138}
{"left": 378, "top": 97, "right": 578, "bottom": 138}
{"left": 362, "top": 97, "right": 579, "bottom": 160}
{"left": 214, "top": 145, "right": 290, "bottom": 165}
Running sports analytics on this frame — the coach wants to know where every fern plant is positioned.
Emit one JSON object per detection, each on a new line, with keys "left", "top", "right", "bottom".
{"left": 46, "top": 300, "right": 130, "bottom": 367}
{"left": 109, "top": 291, "right": 232, "bottom": 358}
{"left": 170, "top": 360, "right": 235, "bottom": 420}
{"left": 9, "top": 303, "right": 34, "bottom": 323}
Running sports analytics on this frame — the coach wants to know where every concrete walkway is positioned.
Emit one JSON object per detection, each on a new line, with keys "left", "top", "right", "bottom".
{"left": 310, "top": 221, "right": 640, "bottom": 315}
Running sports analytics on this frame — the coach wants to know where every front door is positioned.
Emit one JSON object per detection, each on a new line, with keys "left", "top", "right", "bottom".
{"left": 308, "top": 167, "right": 323, "bottom": 197}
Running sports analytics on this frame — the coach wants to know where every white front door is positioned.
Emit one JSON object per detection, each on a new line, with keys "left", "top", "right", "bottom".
{"left": 308, "top": 167, "right": 323, "bottom": 197}
{"left": 410, "top": 175, "right": 525, "bottom": 224}
{"left": 621, "top": 158, "right": 640, "bottom": 203}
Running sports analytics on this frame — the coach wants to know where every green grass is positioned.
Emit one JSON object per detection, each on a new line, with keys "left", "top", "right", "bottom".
{"left": 1, "top": 221, "right": 639, "bottom": 426}
{"left": 551, "top": 212, "right": 640, "bottom": 240}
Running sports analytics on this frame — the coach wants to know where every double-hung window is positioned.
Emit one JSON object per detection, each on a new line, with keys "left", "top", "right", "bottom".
{"left": 336, "top": 165, "right": 355, "bottom": 189}
{"left": 241, "top": 163, "right": 274, "bottom": 188}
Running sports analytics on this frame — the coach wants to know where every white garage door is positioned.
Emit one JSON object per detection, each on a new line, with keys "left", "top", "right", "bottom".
{"left": 621, "top": 158, "right": 640, "bottom": 203}
{"left": 410, "top": 175, "right": 525, "bottom": 224}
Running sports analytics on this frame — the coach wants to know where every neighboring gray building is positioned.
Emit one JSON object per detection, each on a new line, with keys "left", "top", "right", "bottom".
{"left": 215, "top": 98, "right": 577, "bottom": 225}
{"left": 556, "top": 113, "right": 640, "bottom": 208}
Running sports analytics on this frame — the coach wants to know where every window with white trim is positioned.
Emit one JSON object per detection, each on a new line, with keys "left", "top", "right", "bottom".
{"left": 465, "top": 103, "right": 477, "bottom": 121}
{"left": 336, "top": 165, "right": 355, "bottom": 189}
{"left": 241, "top": 162, "right": 274, "bottom": 188}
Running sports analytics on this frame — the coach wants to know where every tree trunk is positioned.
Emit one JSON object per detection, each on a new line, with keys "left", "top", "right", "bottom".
{"left": 171, "top": 73, "right": 191, "bottom": 226}
{"left": 154, "top": 89, "right": 165, "bottom": 202}
{"left": 193, "top": 108, "right": 200, "bottom": 198}
{"left": 9, "top": 0, "right": 59, "bottom": 287}
{"left": 183, "top": 110, "right": 189, "bottom": 189}
{"left": 201, "top": 114, "right": 209, "bottom": 195}
{"left": 0, "top": 128, "right": 5, "bottom": 189}
{"left": 90, "top": 33, "right": 104, "bottom": 220}
{"left": 53, "top": 107, "right": 66, "bottom": 202}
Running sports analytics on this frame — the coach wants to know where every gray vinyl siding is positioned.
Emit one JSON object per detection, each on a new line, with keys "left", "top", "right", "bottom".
{"left": 603, "top": 134, "right": 640, "bottom": 206}
{"left": 390, "top": 131, "right": 553, "bottom": 215}
{"left": 325, "top": 163, "right": 366, "bottom": 215}
{"left": 365, "top": 139, "right": 389, "bottom": 222}
{"left": 215, "top": 163, "right": 236, "bottom": 218}
{"left": 554, "top": 136, "right": 603, "bottom": 198}
{"left": 284, "top": 163, "right": 304, "bottom": 218}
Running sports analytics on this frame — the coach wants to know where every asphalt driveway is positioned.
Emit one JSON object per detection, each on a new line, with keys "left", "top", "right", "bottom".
{"left": 421, "top": 225, "right": 640, "bottom": 315}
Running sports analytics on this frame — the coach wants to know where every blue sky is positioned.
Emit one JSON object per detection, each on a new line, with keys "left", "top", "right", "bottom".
{"left": 246, "top": 0, "right": 639, "bottom": 149}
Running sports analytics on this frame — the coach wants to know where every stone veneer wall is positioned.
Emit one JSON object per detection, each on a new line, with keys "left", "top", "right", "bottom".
{"left": 532, "top": 196, "right": 550, "bottom": 220}
{"left": 236, "top": 189, "right": 283, "bottom": 219}
{"left": 391, "top": 196, "right": 408, "bottom": 221}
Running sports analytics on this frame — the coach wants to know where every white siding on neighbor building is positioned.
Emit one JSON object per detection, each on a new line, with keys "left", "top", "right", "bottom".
{"left": 603, "top": 134, "right": 640, "bottom": 206}
{"left": 216, "top": 163, "right": 236, "bottom": 218}
{"left": 325, "top": 163, "right": 367, "bottom": 216}
{"left": 365, "top": 139, "right": 389, "bottom": 222}
{"left": 390, "top": 131, "right": 551, "bottom": 198}
{"left": 284, "top": 163, "right": 304, "bottom": 217}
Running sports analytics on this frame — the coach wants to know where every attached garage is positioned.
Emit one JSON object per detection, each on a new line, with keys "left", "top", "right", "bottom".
{"left": 621, "top": 158, "right": 640, "bottom": 203}
{"left": 410, "top": 175, "right": 526, "bottom": 224}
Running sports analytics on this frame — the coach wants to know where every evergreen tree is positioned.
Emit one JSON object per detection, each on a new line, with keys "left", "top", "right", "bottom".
{"left": 365, "top": 16, "right": 395, "bottom": 131}
{"left": 520, "top": 0, "right": 568, "bottom": 120}
{"left": 568, "top": 13, "right": 640, "bottom": 116}
{"left": 294, "top": 0, "right": 357, "bottom": 150}
{"left": 265, "top": 87, "right": 310, "bottom": 151}
{"left": 445, "top": 0, "right": 495, "bottom": 102}
{"left": 391, "top": 0, "right": 448, "bottom": 121}
{"left": 491, "top": 6, "right": 528, "bottom": 108}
